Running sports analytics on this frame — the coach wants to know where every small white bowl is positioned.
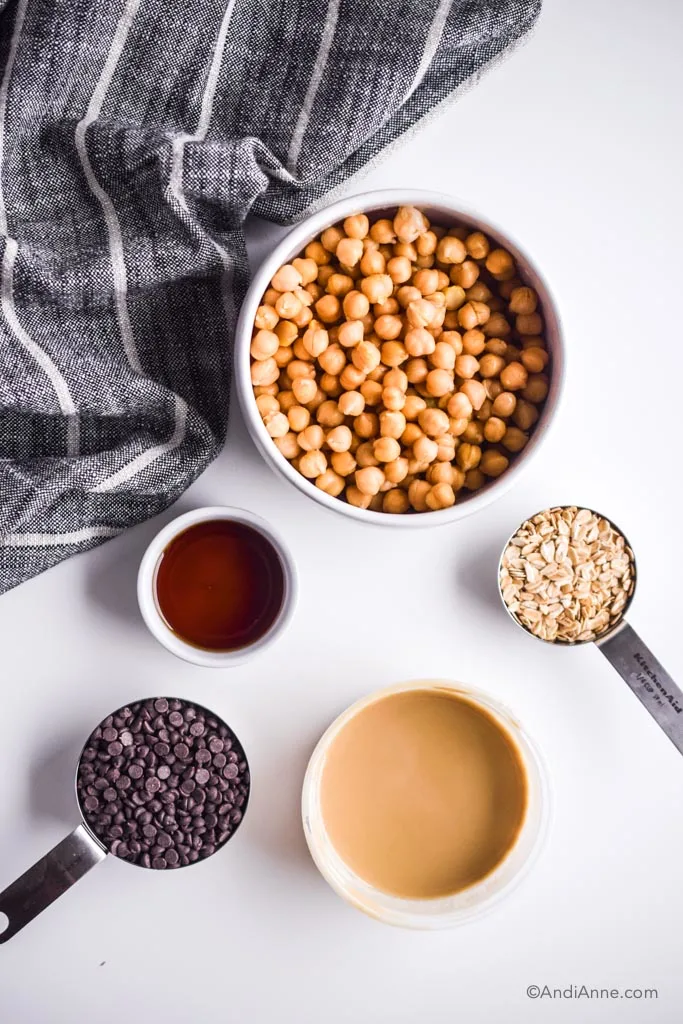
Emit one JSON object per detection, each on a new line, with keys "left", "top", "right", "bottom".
{"left": 302, "top": 680, "right": 551, "bottom": 928}
{"left": 236, "top": 188, "right": 565, "bottom": 527}
{"left": 137, "top": 506, "right": 297, "bottom": 668}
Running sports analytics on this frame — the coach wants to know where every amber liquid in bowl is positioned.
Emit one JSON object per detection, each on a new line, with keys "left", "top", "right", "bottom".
{"left": 320, "top": 689, "right": 528, "bottom": 900}
{"left": 154, "top": 520, "right": 285, "bottom": 651}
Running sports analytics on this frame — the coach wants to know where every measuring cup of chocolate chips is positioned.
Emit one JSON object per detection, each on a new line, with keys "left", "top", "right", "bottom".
{"left": 499, "top": 506, "right": 683, "bottom": 755}
{"left": 0, "top": 697, "right": 250, "bottom": 944}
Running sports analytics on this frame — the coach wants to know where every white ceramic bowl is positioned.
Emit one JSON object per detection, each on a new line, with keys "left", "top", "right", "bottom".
{"left": 137, "top": 506, "right": 297, "bottom": 668}
{"left": 236, "top": 189, "right": 565, "bottom": 527}
{"left": 302, "top": 680, "right": 551, "bottom": 928}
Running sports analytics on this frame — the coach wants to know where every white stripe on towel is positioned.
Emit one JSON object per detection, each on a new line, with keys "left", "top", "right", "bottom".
{"left": 0, "top": 525, "right": 120, "bottom": 548}
{"left": 405, "top": 0, "right": 452, "bottom": 100}
{"left": 93, "top": 393, "right": 187, "bottom": 493}
{"left": 74, "top": 0, "right": 142, "bottom": 374}
{"left": 95, "top": 0, "right": 236, "bottom": 493}
{"left": 0, "top": 0, "right": 79, "bottom": 455}
{"left": 287, "top": 0, "right": 340, "bottom": 175}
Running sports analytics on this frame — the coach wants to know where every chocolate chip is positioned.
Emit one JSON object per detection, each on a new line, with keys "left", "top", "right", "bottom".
{"left": 77, "top": 698, "right": 249, "bottom": 870}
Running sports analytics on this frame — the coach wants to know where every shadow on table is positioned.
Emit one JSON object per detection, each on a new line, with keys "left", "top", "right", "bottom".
{"left": 454, "top": 532, "right": 506, "bottom": 618}
{"left": 83, "top": 496, "right": 196, "bottom": 633}
{"left": 28, "top": 731, "right": 85, "bottom": 828}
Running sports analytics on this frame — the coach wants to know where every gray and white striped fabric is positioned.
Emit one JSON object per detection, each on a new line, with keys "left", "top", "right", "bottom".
{"left": 0, "top": 0, "right": 540, "bottom": 593}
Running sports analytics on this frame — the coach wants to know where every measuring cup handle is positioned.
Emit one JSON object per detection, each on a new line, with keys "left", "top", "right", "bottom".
{"left": 597, "top": 621, "right": 683, "bottom": 755}
{"left": 0, "top": 824, "right": 107, "bottom": 943}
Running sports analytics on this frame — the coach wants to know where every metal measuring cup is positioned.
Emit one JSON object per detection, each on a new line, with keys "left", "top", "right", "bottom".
{"left": 498, "top": 506, "right": 683, "bottom": 755}
{"left": 0, "top": 697, "right": 250, "bottom": 944}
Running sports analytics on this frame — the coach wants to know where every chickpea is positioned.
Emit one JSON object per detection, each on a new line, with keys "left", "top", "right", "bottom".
{"left": 405, "top": 357, "right": 429, "bottom": 383}
{"left": 425, "top": 369, "right": 453, "bottom": 397}
{"left": 305, "top": 282, "right": 323, "bottom": 303}
{"left": 381, "top": 340, "right": 409, "bottom": 367}
{"left": 275, "top": 320, "right": 298, "bottom": 346}
{"left": 339, "top": 363, "right": 366, "bottom": 390}
{"left": 461, "top": 329, "right": 486, "bottom": 356}
{"left": 400, "top": 423, "right": 422, "bottom": 447}
{"left": 480, "top": 450, "right": 509, "bottom": 478}
{"left": 342, "top": 290, "right": 370, "bottom": 321}
{"left": 410, "top": 435, "right": 437, "bottom": 464}
{"left": 418, "top": 407, "right": 449, "bottom": 438}
{"left": 430, "top": 341, "right": 456, "bottom": 371}
{"left": 408, "top": 479, "right": 431, "bottom": 511}
{"left": 351, "top": 340, "right": 380, "bottom": 374}
{"left": 424, "top": 482, "right": 455, "bottom": 510}
{"left": 351, "top": 411, "right": 377, "bottom": 439}
{"left": 485, "top": 248, "right": 515, "bottom": 280}
{"left": 313, "top": 469, "right": 344, "bottom": 497}
{"left": 464, "top": 468, "right": 486, "bottom": 491}
{"left": 287, "top": 359, "right": 314, "bottom": 381}
{"left": 274, "top": 345, "right": 293, "bottom": 368}
{"left": 251, "top": 357, "right": 279, "bottom": 386}
{"left": 300, "top": 327, "right": 328, "bottom": 358}
{"left": 465, "top": 231, "right": 489, "bottom": 259}
{"left": 379, "top": 385, "right": 403, "bottom": 412}
{"left": 441, "top": 287, "right": 464, "bottom": 314}
{"left": 520, "top": 346, "right": 549, "bottom": 373}
{"left": 436, "top": 235, "right": 466, "bottom": 264}
{"left": 308, "top": 387, "right": 326, "bottom": 412}
{"left": 331, "top": 450, "right": 357, "bottom": 476}
{"left": 360, "top": 248, "right": 386, "bottom": 276}
{"left": 454, "top": 353, "right": 479, "bottom": 379}
{"left": 444, "top": 392, "right": 470, "bottom": 421}
{"left": 522, "top": 374, "right": 549, "bottom": 404}
{"left": 373, "top": 297, "right": 399, "bottom": 317}
{"left": 457, "top": 301, "right": 490, "bottom": 330}
{"left": 515, "top": 313, "right": 543, "bottom": 336}
{"left": 275, "top": 291, "right": 303, "bottom": 320}
{"left": 485, "top": 338, "right": 507, "bottom": 357}
{"left": 336, "top": 390, "right": 363, "bottom": 417}
{"left": 336, "top": 319, "right": 363, "bottom": 349}
{"left": 355, "top": 441, "right": 378, "bottom": 467}
{"left": 292, "top": 338, "right": 311, "bottom": 362}
{"left": 277, "top": 391, "right": 296, "bottom": 412}
{"left": 435, "top": 434, "right": 456, "bottom": 461}
{"left": 293, "top": 305, "right": 312, "bottom": 329}
{"left": 502, "top": 426, "right": 529, "bottom": 452}
{"left": 457, "top": 443, "right": 481, "bottom": 471}
{"left": 412, "top": 268, "right": 439, "bottom": 296}
{"left": 396, "top": 286, "right": 422, "bottom": 309}
{"left": 399, "top": 394, "right": 424, "bottom": 422}
{"left": 271, "top": 264, "right": 302, "bottom": 292}
{"left": 256, "top": 394, "right": 280, "bottom": 419}
{"left": 327, "top": 273, "right": 354, "bottom": 298}
{"left": 499, "top": 361, "right": 528, "bottom": 391}
{"left": 384, "top": 456, "right": 409, "bottom": 485}
{"left": 261, "top": 411, "right": 288, "bottom": 439}
{"left": 346, "top": 485, "right": 372, "bottom": 509}
{"left": 292, "top": 257, "right": 318, "bottom": 285}
{"left": 393, "top": 205, "right": 428, "bottom": 243}
{"left": 336, "top": 237, "right": 363, "bottom": 267}
{"left": 361, "top": 274, "right": 393, "bottom": 304}
{"left": 374, "top": 314, "right": 403, "bottom": 340}
{"left": 380, "top": 409, "right": 406, "bottom": 439}
{"left": 482, "top": 312, "right": 511, "bottom": 338}
{"left": 315, "top": 294, "right": 341, "bottom": 324}
{"left": 368, "top": 218, "right": 395, "bottom": 244}
{"left": 485, "top": 379, "right": 503, "bottom": 401}
{"left": 405, "top": 299, "right": 435, "bottom": 329}
{"left": 462, "top": 419, "right": 485, "bottom": 444}
{"left": 317, "top": 225, "right": 341, "bottom": 253}
{"left": 373, "top": 436, "right": 401, "bottom": 463}
{"left": 360, "top": 380, "right": 383, "bottom": 406}
{"left": 316, "top": 400, "right": 344, "bottom": 428}
{"left": 491, "top": 391, "right": 517, "bottom": 418}
{"left": 382, "top": 488, "right": 409, "bottom": 514}
{"left": 355, "top": 465, "right": 385, "bottom": 496}
{"left": 274, "top": 431, "right": 300, "bottom": 460}
{"left": 516, "top": 399, "right": 540, "bottom": 432}
{"left": 298, "top": 424, "right": 324, "bottom": 451}
{"left": 299, "top": 449, "right": 327, "bottom": 478}
{"left": 314, "top": 343, "right": 343, "bottom": 377}
{"left": 508, "top": 286, "right": 537, "bottom": 315}
{"left": 326, "top": 424, "right": 353, "bottom": 453}
{"left": 386, "top": 256, "right": 412, "bottom": 284}
{"left": 404, "top": 327, "right": 435, "bottom": 357}
{"left": 393, "top": 242, "right": 417, "bottom": 261}
{"left": 291, "top": 376, "right": 317, "bottom": 404}
{"left": 483, "top": 416, "right": 506, "bottom": 443}
{"left": 476, "top": 398, "right": 492, "bottom": 422}
{"left": 320, "top": 370, "right": 340, "bottom": 395}
{"left": 287, "top": 405, "right": 310, "bottom": 433}
{"left": 252, "top": 329, "right": 281, "bottom": 363}
{"left": 478, "top": 353, "right": 505, "bottom": 379}
{"left": 338, "top": 213, "right": 368, "bottom": 239}
{"left": 465, "top": 282, "right": 492, "bottom": 303}
{"left": 450, "top": 260, "right": 479, "bottom": 289}
{"left": 255, "top": 305, "right": 279, "bottom": 331}
{"left": 263, "top": 287, "right": 280, "bottom": 306}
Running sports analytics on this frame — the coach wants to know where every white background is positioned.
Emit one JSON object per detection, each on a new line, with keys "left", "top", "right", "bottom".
{"left": 1, "top": 0, "right": 682, "bottom": 1021}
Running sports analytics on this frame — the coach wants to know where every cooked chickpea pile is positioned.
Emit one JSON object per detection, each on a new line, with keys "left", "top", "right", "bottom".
{"left": 250, "top": 206, "right": 550, "bottom": 514}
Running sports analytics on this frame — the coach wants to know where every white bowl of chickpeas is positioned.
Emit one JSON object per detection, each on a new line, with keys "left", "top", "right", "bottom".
{"left": 237, "top": 190, "right": 563, "bottom": 524}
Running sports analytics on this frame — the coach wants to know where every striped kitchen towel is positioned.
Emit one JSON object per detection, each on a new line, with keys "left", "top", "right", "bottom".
{"left": 0, "top": 0, "right": 540, "bottom": 593}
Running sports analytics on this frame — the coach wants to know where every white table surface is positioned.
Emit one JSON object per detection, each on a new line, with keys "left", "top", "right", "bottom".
{"left": 1, "top": 1, "right": 682, "bottom": 1021}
